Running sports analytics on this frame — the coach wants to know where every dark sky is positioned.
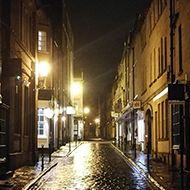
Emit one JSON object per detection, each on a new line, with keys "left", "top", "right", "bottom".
{"left": 65, "top": 0, "right": 146, "bottom": 104}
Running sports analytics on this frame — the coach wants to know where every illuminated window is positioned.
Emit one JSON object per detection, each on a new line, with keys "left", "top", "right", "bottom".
{"left": 38, "top": 31, "right": 47, "bottom": 51}
{"left": 38, "top": 108, "right": 45, "bottom": 135}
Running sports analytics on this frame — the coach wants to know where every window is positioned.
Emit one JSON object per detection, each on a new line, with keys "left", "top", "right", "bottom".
{"left": 158, "top": 100, "right": 168, "bottom": 140}
{"left": 158, "top": 103, "right": 161, "bottom": 138}
{"left": 161, "top": 38, "right": 164, "bottom": 73}
{"left": 161, "top": 101, "right": 164, "bottom": 138}
{"left": 141, "top": 26, "right": 146, "bottom": 50}
{"left": 19, "top": 1, "right": 23, "bottom": 40}
{"left": 178, "top": 25, "right": 183, "bottom": 73}
{"left": 38, "top": 108, "right": 45, "bottom": 135}
{"left": 164, "top": 99, "right": 168, "bottom": 138}
{"left": 154, "top": 48, "right": 157, "bottom": 80}
{"left": 143, "top": 65, "right": 147, "bottom": 91}
{"left": 155, "top": 111, "right": 158, "bottom": 140}
{"left": 158, "top": 47, "right": 161, "bottom": 75}
{"left": 38, "top": 31, "right": 47, "bottom": 51}
{"left": 15, "top": 78, "right": 21, "bottom": 134}
{"left": 172, "top": 105, "right": 182, "bottom": 146}
{"left": 150, "top": 53, "right": 152, "bottom": 84}
{"left": 164, "top": 37, "right": 167, "bottom": 71}
{"left": 24, "top": 86, "right": 29, "bottom": 135}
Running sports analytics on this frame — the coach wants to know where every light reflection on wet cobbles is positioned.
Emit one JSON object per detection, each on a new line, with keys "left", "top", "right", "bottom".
{"left": 31, "top": 143, "right": 154, "bottom": 190}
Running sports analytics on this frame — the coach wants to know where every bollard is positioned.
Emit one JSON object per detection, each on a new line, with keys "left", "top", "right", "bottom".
{"left": 147, "top": 142, "right": 150, "bottom": 171}
{"left": 49, "top": 143, "right": 51, "bottom": 162}
{"left": 69, "top": 137, "right": 71, "bottom": 152}
{"left": 41, "top": 144, "right": 44, "bottom": 171}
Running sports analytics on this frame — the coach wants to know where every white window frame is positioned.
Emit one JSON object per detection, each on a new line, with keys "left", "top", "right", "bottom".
{"left": 38, "top": 108, "right": 45, "bottom": 137}
{"left": 38, "top": 30, "right": 47, "bottom": 51}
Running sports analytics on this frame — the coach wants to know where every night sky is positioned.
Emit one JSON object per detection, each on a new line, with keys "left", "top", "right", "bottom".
{"left": 65, "top": 0, "right": 146, "bottom": 105}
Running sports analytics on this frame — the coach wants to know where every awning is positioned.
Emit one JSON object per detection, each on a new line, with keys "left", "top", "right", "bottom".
{"left": 116, "top": 107, "right": 133, "bottom": 122}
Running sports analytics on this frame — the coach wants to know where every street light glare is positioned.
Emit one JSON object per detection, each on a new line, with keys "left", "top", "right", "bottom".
{"left": 95, "top": 118, "right": 100, "bottom": 123}
{"left": 39, "top": 62, "right": 49, "bottom": 77}
{"left": 84, "top": 107, "right": 89, "bottom": 114}
{"left": 71, "top": 83, "right": 80, "bottom": 94}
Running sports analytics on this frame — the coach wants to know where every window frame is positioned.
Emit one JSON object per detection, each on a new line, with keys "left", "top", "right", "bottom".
{"left": 38, "top": 30, "right": 47, "bottom": 52}
{"left": 37, "top": 108, "right": 46, "bottom": 137}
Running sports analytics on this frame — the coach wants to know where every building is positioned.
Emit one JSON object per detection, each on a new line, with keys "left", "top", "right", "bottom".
{"left": 108, "top": 0, "right": 190, "bottom": 170}
{"left": 0, "top": 0, "right": 75, "bottom": 178}
{"left": 73, "top": 70, "right": 84, "bottom": 141}
{"left": 37, "top": 0, "right": 75, "bottom": 152}
{"left": 0, "top": 0, "right": 38, "bottom": 176}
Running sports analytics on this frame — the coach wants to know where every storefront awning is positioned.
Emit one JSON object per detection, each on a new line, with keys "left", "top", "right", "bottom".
{"left": 116, "top": 107, "right": 133, "bottom": 122}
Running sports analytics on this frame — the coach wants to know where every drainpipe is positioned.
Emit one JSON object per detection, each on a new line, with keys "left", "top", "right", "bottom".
{"left": 170, "top": 0, "right": 175, "bottom": 170}
{"left": 132, "top": 47, "right": 135, "bottom": 149}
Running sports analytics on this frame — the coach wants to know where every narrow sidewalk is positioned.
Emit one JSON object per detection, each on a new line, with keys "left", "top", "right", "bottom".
{"left": 112, "top": 142, "right": 190, "bottom": 190}
{"left": 0, "top": 141, "right": 83, "bottom": 190}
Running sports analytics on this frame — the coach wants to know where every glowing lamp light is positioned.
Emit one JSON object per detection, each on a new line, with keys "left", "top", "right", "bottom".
{"left": 54, "top": 108, "right": 59, "bottom": 116}
{"left": 44, "top": 108, "right": 54, "bottom": 119}
{"left": 79, "top": 122, "right": 83, "bottom": 127}
{"left": 71, "top": 83, "right": 81, "bottom": 94}
{"left": 62, "top": 116, "right": 66, "bottom": 121}
{"left": 95, "top": 118, "right": 100, "bottom": 123}
{"left": 39, "top": 62, "right": 49, "bottom": 77}
{"left": 66, "top": 106, "right": 75, "bottom": 115}
{"left": 84, "top": 107, "right": 89, "bottom": 114}
{"left": 54, "top": 115, "right": 58, "bottom": 122}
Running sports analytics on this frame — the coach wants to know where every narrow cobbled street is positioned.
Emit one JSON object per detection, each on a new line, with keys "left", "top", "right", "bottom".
{"left": 31, "top": 142, "right": 156, "bottom": 190}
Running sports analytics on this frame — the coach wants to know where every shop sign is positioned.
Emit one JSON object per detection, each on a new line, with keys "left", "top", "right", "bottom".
{"left": 133, "top": 101, "right": 141, "bottom": 109}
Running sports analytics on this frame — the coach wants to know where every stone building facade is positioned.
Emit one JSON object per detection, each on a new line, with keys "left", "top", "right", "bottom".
{"left": 0, "top": 0, "right": 74, "bottom": 177}
{"left": 108, "top": 0, "right": 190, "bottom": 169}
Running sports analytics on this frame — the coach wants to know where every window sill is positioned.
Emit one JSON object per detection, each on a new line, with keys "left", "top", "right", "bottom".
{"left": 38, "top": 135, "right": 47, "bottom": 139}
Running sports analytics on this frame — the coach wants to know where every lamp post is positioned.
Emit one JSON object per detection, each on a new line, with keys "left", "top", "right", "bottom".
{"left": 95, "top": 118, "right": 100, "bottom": 138}
{"left": 83, "top": 107, "right": 89, "bottom": 140}
{"left": 66, "top": 106, "right": 75, "bottom": 152}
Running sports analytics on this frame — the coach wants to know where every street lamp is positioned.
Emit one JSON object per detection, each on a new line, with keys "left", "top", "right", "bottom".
{"left": 66, "top": 106, "right": 75, "bottom": 152}
{"left": 84, "top": 107, "right": 89, "bottom": 114}
{"left": 83, "top": 107, "right": 90, "bottom": 140}
{"left": 95, "top": 118, "right": 100, "bottom": 138}
{"left": 71, "top": 82, "right": 81, "bottom": 95}
{"left": 38, "top": 62, "right": 49, "bottom": 88}
{"left": 95, "top": 118, "right": 100, "bottom": 123}
{"left": 39, "top": 62, "right": 49, "bottom": 77}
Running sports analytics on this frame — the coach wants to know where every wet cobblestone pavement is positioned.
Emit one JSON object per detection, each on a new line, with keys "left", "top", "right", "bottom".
{"left": 1, "top": 140, "right": 189, "bottom": 190}
{"left": 115, "top": 142, "right": 190, "bottom": 190}
{"left": 0, "top": 142, "right": 79, "bottom": 190}
{"left": 31, "top": 142, "right": 155, "bottom": 190}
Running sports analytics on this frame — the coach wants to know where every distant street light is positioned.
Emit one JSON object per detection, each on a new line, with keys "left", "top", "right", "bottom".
{"left": 84, "top": 107, "right": 89, "bottom": 114}
{"left": 95, "top": 118, "right": 100, "bottom": 123}
{"left": 71, "top": 82, "right": 81, "bottom": 94}
{"left": 83, "top": 107, "right": 90, "bottom": 140}
{"left": 66, "top": 106, "right": 75, "bottom": 152}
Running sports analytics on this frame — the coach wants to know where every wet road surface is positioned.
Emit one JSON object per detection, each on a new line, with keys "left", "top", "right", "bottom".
{"left": 31, "top": 142, "right": 157, "bottom": 190}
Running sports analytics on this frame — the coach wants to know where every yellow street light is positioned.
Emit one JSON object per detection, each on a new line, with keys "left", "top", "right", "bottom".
{"left": 84, "top": 107, "right": 89, "bottom": 114}
{"left": 62, "top": 116, "right": 66, "bottom": 121}
{"left": 95, "top": 118, "right": 100, "bottom": 123}
{"left": 71, "top": 82, "right": 81, "bottom": 94}
{"left": 39, "top": 62, "right": 49, "bottom": 77}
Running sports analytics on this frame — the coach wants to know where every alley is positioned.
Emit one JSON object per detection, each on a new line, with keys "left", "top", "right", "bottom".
{"left": 31, "top": 142, "right": 156, "bottom": 190}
